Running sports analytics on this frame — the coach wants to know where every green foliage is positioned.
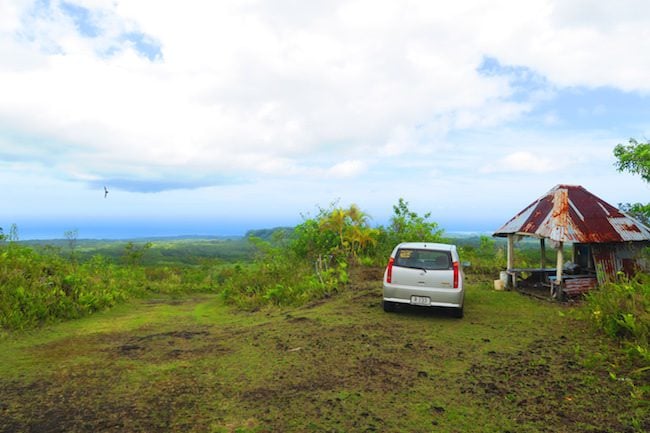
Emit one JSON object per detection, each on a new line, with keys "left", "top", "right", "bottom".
{"left": 585, "top": 274, "right": 650, "bottom": 364}
{"left": 459, "top": 235, "right": 506, "bottom": 275}
{"left": 0, "top": 244, "right": 131, "bottom": 330}
{"left": 7, "top": 224, "right": 19, "bottom": 242}
{"left": 64, "top": 228, "right": 79, "bottom": 262}
{"left": 362, "top": 198, "right": 446, "bottom": 264}
{"left": 385, "top": 198, "right": 444, "bottom": 244}
{"left": 219, "top": 203, "right": 384, "bottom": 310}
{"left": 291, "top": 216, "right": 339, "bottom": 261}
{"left": 122, "top": 241, "right": 153, "bottom": 266}
{"left": 0, "top": 239, "right": 230, "bottom": 331}
{"left": 223, "top": 199, "right": 448, "bottom": 310}
{"left": 614, "top": 139, "right": 650, "bottom": 231}
{"left": 220, "top": 238, "right": 341, "bottom": 311}
{"left": 1, "top": 199, "right": 449, "bottom": 323}
{"left": 23, "top": 237, "right": 255, "bottom": 266}
{"left": 614, "top": 138, "right": 650, "bottom": 183}
{"left": 245, "top": 227, "right": 294, "bottom": 242}
{"left": 618, "top": 202, "right": 650, "bottom": 226}
{"left": 292, "top": 202, "right": 379, "bottom": 263}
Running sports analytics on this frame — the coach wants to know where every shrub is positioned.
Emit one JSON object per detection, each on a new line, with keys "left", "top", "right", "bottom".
{"left": 220, "top": 240, "right": 343, "bottom": 311}
{"left": 0, "top": 244, "right": 191, "bottom": 330}
{"left": 372, "top": 198, "right": 444, "bottom": 261}
{"left": 585, "top": 273, "right": 650, "bottom": 364}
{"left": 459, "top": 235, "right": 506, "bottom": 276}
{"left": 1, "top": 244, "right": 145, "bottom": 329}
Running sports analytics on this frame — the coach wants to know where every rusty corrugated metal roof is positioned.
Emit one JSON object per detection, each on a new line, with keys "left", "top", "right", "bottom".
{"left": 493, "top": 184, "right": 650, "bottom": 243}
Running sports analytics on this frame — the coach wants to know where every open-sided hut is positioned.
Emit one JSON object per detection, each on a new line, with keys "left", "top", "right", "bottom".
{"left": 493, "top": 184, "right": 650, "bottom": 299}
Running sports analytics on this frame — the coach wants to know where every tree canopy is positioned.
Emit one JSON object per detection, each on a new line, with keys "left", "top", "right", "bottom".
{"left": 614, "top": 139, "right": 650, "bottom": 182}
{"left": 614, "top": 138, "right": 650, "bottom": 225}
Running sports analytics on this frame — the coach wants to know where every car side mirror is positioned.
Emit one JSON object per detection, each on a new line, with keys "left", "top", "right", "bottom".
{"left": 462, "top": 261, "right": 471, "bottom": 267}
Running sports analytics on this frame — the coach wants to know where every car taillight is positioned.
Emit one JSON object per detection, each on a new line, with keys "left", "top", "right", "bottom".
{"left": 453, "top": 261, "right": 459, "bottom": 288}
{"left": 386, "top": 257, "right": 394, "bottom": 283}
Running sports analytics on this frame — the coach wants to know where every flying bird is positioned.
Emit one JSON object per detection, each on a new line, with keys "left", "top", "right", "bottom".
{"left": 104, "top": 186, "right": 109, "bottom": 198}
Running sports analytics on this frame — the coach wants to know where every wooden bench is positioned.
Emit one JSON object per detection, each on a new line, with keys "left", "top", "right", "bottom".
{"left": 563, "top": 277, "right": 597, "bottom": 297}
{"left": 549, "top": 276, "right": 597, "bottom": 300}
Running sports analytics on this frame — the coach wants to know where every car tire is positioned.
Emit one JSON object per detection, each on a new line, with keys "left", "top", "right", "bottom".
{"left": 452, "top": 306, "right": 464, "bottom": 319}
{"left": 383, "top": 300, "right": 396, "bottom": 313}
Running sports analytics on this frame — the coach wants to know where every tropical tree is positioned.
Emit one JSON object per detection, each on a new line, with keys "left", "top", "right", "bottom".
{"left": 316, "top": 203, "right": 378, "bottom": 260}
{"left": 64, "top": 229, "right": 79, "bottom": 262}
{"left": 386, "top": 198, "right": 444, "bottom": 243}
{"left": 614, "top": 138, "right": 650, "bottom": 182}
{"left": 122, "top": 241, "right": 153, "bottom": 267}
{"left": 614, "top": 139, "right": 650, "bottom": 224}
{"left": 618, "top": 203, "right": 650, "bottom": 226}
{"left": 7, "top": 224, "right": 18, "bottom": 242}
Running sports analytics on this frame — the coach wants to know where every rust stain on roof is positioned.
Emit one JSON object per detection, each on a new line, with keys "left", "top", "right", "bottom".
{"left": 493, "top": 184, "right": 650, "bottom": 243}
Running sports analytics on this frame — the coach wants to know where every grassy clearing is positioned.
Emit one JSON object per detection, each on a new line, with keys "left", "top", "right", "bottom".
{"left": 0, "top": 269, "right": 647, "bottom": 433}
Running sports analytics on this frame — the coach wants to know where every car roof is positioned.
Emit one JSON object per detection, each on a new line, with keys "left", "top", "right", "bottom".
{"left": 396, "top": 242, "right": 455, "bottom": 251}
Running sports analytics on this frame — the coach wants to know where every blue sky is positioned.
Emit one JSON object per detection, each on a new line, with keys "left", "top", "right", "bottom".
{"left": 1, "top": 0, "right": 649, "bottom": 239}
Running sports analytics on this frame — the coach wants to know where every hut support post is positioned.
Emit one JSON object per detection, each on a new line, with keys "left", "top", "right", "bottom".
{"left": 540, "top": 238, "right": 546, "bottom": 268}
{"left": 507, "top": 234, "right": 515, "bottom": 270}
{"left": 507, "top": 234, "right": 515, "bottom": 289}
{"left": 556, "top": 241, "right": 564, "bottom": 283}
{"left": 551, "top": 241, "right": 564, "bottom": 299}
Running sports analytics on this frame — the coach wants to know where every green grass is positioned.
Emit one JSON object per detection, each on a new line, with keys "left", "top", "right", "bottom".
{"left": 0, "top": 270, "right": 647, "bottom": 433}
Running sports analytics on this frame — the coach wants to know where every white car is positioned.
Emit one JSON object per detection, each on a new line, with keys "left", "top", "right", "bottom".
{"left": 383, "top": 242, "right": 465, "bottom": 318}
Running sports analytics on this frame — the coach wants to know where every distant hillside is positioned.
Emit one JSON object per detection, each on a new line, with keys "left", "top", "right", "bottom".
{"left": 19, "top": 237, "right": 255, "bottom": 265}
{"left": 13, "top": 227, "right": 548, "bottom": 267}
{"left": 245, "top": 227, "right": 294, "bottom": 241}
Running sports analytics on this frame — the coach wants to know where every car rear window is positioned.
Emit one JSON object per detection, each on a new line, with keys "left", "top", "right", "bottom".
{"left": 394, "top": 248, "right": 452, "bottom": 270}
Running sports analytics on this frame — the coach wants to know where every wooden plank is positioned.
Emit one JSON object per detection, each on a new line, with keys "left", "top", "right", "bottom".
{"left": 563, "top": 277, "right": 597, "bottom": 297}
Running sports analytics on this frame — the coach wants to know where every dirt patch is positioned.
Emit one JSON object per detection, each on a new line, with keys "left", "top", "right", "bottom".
{"left": 462, "top": 337, "right": 638, "bottom": 432}
{"left": 354, "top": 266, "right": 385, "bottom": 282}
{"left": 0, "top": 369, "right": 135, "bottom": 433}
{"left": 0, "top": 368, "right": 227, "bottom": 433}
{"left": 114, "top": 327, "right": 227, "bottom": 361}
{"left": 354, "top": 356, "right": 411, "bottom": 389}
{"left": 283, "top": 314, "right": 314, "bottom": 324}
{"left": 142, "top": 297, "right": 209, "bottom": 306}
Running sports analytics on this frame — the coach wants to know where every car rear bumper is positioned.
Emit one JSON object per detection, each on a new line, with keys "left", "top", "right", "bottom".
{"left": 383, "top": 284, "right": 464, "bottom": 308}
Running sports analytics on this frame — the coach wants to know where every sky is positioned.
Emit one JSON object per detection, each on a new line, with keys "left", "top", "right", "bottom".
{"left": 1, "top": 0, "right": 650, "bottom": 239}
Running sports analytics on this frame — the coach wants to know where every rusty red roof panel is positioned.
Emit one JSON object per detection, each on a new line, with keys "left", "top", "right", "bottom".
{"left": 493, "top": 184, "right": 650, "bottom": 243}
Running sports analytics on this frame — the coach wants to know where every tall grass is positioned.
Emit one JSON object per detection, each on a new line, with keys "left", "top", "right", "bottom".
{"left": 0, "top": 245, "right": 131, "bottom": 330}
{"left": 0, "top": 243, "right": 227, "bottom": 331}
{"left": 585, "top": 273, "right": 650, "bottom": 364}
{"left": 219, "top": 242, "right": 344, "bottom": 311}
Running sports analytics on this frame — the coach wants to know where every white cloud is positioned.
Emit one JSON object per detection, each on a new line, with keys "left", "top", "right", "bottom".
{"left": 1, "top": 0, "right": 649, "bottom": 234}
{"left": 0, "top": 0, "right": 23, "bottom": 33}
{"left": 326, "top": 160, "right": 367, "bottom": 178}
{"left": 481, "top": 1, "right": 650, "bottom": 91}
{"left": 480, "top": 151, "right": 559, "bottom": 174}
{"left": 1, "top": 0, "right": 546, "bottom": 187}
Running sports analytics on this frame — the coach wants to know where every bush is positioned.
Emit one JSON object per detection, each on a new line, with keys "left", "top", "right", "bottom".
{"left": 585, "top": 273, "right": 650, "bottom": 364}
{"left": 220, "top": 240, "right": 343, "bottom": 310}
{"left": 373, "top": 198, "right": 444, "bottom": 261}
{"left": 0, "top": 243, "right": 225, "bottom": 331}
{"left": 0, "top": 245, "right": 135, "bottom": 330}
{"left": 459, "top": 235, "right": 506, "bottom": 276}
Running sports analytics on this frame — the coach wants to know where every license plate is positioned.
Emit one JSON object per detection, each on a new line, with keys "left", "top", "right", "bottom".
{"left": 410, "top": 296, "right": 431, "bottom": 306}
